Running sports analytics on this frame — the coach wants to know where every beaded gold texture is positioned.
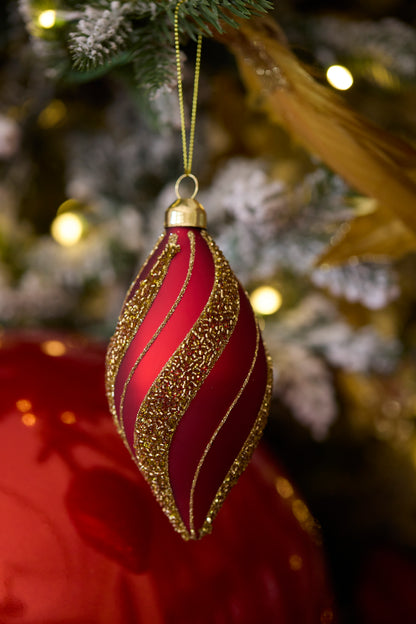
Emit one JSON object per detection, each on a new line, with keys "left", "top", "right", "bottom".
{"left": 198, "top": 348, "right": 273, "bottom": 538}
{"left": 118, "top": 231, "right": 196, "bottom": 422}
{"left": 133, "top": 231, "right": 240, "bottom": 538}
{"left": 106, "top": 229, "right": 273, "bottom": 540}
{"left": 105, "top": 233, "right": 179, "bottom": 447}
{"left": 188, "top": 321, "right": 260, "bottom": 536}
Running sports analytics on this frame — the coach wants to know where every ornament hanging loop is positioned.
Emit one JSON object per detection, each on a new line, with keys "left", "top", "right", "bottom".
{"left": 175, "top": 173, "right": 199, "bottom": 200}
{"left": 174, "top": 1, "right": 203, "bottom": 177}
{"left": 166, "top": 183, "right": 206, "bottom": 230}
{"left": 168, "top": 2, "right": 205, "bottom": 229}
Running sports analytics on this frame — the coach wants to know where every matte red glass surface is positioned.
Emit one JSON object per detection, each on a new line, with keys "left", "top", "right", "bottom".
{"left": 0, "top": 331, "right": 336, "bottom": 624}
{"left": 113, "top": 227, "right": 273, "bottom": 534}
{"left": 169, "top": 283, "right": 262, "bottom": 531}
{"left": 115, "top": 229, "right": 215, "bottom": 448}
{"left": 191, "top": 337, "right": 269, "bottom": 531}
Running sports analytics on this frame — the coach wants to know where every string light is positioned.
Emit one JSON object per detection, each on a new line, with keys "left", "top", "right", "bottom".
{"left": 250, "top": 286, "right": 282, "bottom": 316}
{"left": 38, "top": 9, "right": 56, "bottom": 29}
{"left": 275, "top": 477, "right": 294, "bottom": 499}
{"left": 326, "top": 65, "right": 354, "bottom": 90}
{"left": 289, "top": 554, "right": 303, "bottom": 571}
{"left": 60, "top": 411, "right": 76, "bottom": 424}
{"left": 16, "top": 399, "right": 32, "bottom": 413}
{"left": 38, "top": 100, "right": 67, "bottom": 129}
{"left": 41, "top": 340, "right": 67, "bottom": 357}
{"left": 21, "top": 413, "right": 37, "bottom": 427}
{"left": 321, "top": 608, "right": 335, "bottom": 623}
{"left": 51, "top": 212, "right": 84, "bottom": 246}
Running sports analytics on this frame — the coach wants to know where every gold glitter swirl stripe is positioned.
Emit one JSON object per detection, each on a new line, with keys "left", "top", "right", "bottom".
{"left": 123, "top": 233, "right": 165, "bottom": 304}
{"left": 105, "top": 233, "right": 180, "bottom": 442}
{"left": 188, "top": 322, "right": 260, "bottom": 538}
{"left": 133, "top": 231, "right": 240, "bottom": 539}
{"left": 198, "top": 347, "right": 273, "bottom": 538}
{"left": 119, "top": 231, "right": 196, "bottom": 424}
{"left": 105, "top": 230, "right": 166, "bottom": 397}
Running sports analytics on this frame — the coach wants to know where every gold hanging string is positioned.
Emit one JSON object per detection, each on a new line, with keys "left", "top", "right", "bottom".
{"left": 174, "top": 1, "right": 203, "bottom": 178}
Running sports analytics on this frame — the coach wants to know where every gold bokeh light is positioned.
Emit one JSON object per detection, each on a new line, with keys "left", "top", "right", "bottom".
{"left": 21, "top": 413, "right": 37, "bottom": 427}
{"left": 51, "top": 212, "right": 84, "bottom": 247}
{"left": 38, "top": 10, "right": 56, "bottom": 29}
{"left": 41, "top": 340, "right": 67, "bottom": 357}
{"left": 250, "top": 286, "right": 282, "bottom": 316}
{"left": 326, "top": 65, "right": 354, "bottom": 90}
{"left": 38, "top": 99, "right": 67, "bottom": 129}
{"left": 60, "top": 411, "right": 76, "bottom": 425}
{"left": 16, "top": 398, "right": 32, "bottom": 413}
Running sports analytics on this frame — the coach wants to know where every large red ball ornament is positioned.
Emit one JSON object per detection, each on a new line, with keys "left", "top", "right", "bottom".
{"left": 106, "top": 197, "right": 273, "bottom": 539}
{"left": 0, "top": 331, "right": 336, "bottom": 623}
{"left": 357, "top": 547, "right": 416, "bottom": 624}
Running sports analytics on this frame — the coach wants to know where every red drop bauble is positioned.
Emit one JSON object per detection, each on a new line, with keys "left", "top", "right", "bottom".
{"left": 0, "top": 331, "right": 335, "bottom": 624}
{"left": 106, "top": 200, "right": 273, "bottom": 539}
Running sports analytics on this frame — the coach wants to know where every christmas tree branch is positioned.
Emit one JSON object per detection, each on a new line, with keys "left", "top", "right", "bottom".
{"left": 26, "top": 0, "right": 273, "bottom": 97}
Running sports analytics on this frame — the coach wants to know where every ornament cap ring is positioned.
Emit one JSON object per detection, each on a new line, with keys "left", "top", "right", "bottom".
{"left": 175, "top": 173, "right": 199, "bottom": 200}
{"left": 167, "top": 173, "right": 206, "bottom": 229}
{"left": 165, "top": 196, "right": 207, "bottom": 229}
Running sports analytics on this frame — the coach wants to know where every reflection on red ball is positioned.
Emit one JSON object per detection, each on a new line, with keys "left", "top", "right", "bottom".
{"left": 0, "top": 331, "right": 336, "bottom": 623}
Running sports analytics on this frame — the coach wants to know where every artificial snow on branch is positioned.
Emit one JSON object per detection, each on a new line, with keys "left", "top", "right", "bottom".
{"left": 22, "top": 0, "right": 273, "bottom": 97}
{"left": 68, "top": 2, "right": 134, "bottom": 70}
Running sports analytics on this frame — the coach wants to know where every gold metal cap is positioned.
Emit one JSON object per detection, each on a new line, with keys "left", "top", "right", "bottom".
{"left": 165, "top": 197, "right": 207, "bottom": 229}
